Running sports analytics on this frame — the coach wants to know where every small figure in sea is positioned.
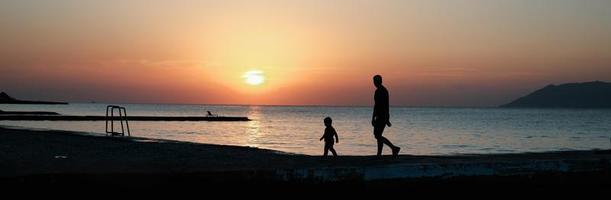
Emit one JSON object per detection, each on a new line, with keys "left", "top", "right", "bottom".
{"left": 319, "top": 117, "right": 339, "bottom": 157}
{"left": 206, "top": 110, "right": 215, "bottom": 117}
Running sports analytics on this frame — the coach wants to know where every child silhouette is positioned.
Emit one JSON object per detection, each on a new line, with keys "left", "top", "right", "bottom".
{"left": 319, "top": 117, "right": 339, "bottom": 157}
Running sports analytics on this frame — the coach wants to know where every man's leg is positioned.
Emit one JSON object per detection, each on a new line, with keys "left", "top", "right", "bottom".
{"left": 382, "top": 136, "right": 396, "bottom": 148}
{"left": 375, "top": 121, "right": 398, "bottom": 156}
{"left": 374, "top": 124, "right": 385, "bottom": 156}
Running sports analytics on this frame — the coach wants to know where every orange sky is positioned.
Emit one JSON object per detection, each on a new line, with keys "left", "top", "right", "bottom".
{"left": 1, "top": 0, "right": 611, "bottom": 106}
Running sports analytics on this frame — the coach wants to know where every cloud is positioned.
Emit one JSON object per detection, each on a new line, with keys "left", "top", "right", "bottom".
{"left": 100, "top": 59, "right": 209, "bottom": 68}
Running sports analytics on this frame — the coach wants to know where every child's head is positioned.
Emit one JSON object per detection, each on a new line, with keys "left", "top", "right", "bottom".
{"left": 324, "top": 117, "right": 332, "bottom": 127}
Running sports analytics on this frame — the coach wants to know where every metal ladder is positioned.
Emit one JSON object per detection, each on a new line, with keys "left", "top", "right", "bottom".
{"left": 105, "top": 105, "right": 131, "bottom": 136}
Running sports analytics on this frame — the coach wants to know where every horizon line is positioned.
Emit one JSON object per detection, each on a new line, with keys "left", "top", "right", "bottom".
{"left": 60, "top": 101, "right": 500, "bottom": 108}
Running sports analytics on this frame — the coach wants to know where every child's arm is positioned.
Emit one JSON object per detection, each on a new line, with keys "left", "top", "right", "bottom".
{"left": 334, "top": 129, "right": 339, "bottom": 143}
{"left": 320, "top": 132, "right": 324, "bottom": 141}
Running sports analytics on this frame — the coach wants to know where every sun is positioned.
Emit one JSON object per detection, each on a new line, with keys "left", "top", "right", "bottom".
{"left": 243, "top": 70, "right": 265, "bottom": 85}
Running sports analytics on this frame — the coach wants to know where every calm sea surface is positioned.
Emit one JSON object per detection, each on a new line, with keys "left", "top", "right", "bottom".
{"left": 1, "top": 103, "right": 610, "bottom": 155}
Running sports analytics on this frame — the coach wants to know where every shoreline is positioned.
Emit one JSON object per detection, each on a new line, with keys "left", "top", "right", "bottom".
{"left": 2, "top": 126, "right": 611, "bottom": 191}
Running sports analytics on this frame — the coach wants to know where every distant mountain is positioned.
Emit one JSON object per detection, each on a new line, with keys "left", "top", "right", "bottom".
{"left": 0, "top": 92, "right": 16, "bottom": 101}
{"left": 0, "top": 92, "right": 68, "bottom": 104}
{"left": 501, "top": 81, "right": 611, "bottom": 108}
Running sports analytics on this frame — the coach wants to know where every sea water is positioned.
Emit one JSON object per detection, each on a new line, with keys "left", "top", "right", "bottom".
{"left": 1, "top": 103, "right": 610, "bottom": 155}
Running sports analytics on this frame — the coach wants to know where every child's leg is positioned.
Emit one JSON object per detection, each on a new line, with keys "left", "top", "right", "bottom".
{"left": 324, "top": 142, "right": 334, "bottom": 157}
{"left": 323, "top": 145, "right": 329, "bottom": 156}
{"left": 330, "top": 147, "right": 337, "bottom": 157}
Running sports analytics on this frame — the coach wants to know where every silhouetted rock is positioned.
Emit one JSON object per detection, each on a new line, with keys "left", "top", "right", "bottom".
{"left": 0, "top": 92, "right": 16, "bottom": 101}
{"left": 0, "top": 92, "right": 68, "bottom": 104}
{"left": 501, "top": 81, "right": 611, "bottom": 108}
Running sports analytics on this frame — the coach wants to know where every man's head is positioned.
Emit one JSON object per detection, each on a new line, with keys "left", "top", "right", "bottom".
{"left": 324, "top": 117, "right": 332, "bottom": 127}
{"left": 373, "top": 75, "right": 383, "bottom": 88}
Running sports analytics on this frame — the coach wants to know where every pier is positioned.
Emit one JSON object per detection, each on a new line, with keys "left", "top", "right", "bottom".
{"left": 0, "top": 115, "right": 250, "bottom": 121}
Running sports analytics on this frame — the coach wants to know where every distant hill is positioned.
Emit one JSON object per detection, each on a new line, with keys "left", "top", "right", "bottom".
{"left": 501, "top": 81, "right": 611, "bottom": 108}
{"left": 0, "top": 92, "right": 68, "bottom": 104}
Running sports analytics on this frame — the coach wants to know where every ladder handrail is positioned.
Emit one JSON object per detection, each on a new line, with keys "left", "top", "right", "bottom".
{"left": 105, "top": 105, "right": 131, "bottom": 137}
{"left": 122, "top": 107, "right": 131, "bottom": 136}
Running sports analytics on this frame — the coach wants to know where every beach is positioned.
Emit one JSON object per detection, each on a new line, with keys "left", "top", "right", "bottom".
{"left": 2, "top": 126, "right": 611, "bottom": 193}
{"left": 3, "top": 0, "right": 611, "bottom": 196}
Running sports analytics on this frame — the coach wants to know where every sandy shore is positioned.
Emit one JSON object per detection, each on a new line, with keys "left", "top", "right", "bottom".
{"left": 2, "top": 126, "right": 611, "bottom": 193}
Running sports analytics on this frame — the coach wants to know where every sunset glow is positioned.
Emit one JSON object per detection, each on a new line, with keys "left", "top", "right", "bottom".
{"left": 1, "top": 0, "right": 610, "bottom": 106}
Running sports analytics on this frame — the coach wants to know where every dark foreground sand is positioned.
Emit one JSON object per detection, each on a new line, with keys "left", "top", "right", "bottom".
{"left": 1, "top": 126, "right": 610, "bottom": 194}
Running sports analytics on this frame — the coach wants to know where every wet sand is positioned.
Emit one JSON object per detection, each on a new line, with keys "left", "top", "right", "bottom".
{"left": 1, "top": 126, "right": 610, "bottom": 193}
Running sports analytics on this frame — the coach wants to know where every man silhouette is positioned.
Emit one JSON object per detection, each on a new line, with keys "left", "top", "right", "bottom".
{"left": 372, "top": 75, "right": 400, "bottom": 157}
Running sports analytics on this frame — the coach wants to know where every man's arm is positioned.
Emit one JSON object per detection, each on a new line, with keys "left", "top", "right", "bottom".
{"left": 371, "top": 106, "right": 377, "bottom": 126}
{"left": 385, "top": 89, "right": 392, "bottom": 127}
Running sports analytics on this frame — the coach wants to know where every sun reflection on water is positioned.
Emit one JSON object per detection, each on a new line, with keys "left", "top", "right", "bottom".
{"left": 246, "top": 106, "right": 263, "bottom": 148}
